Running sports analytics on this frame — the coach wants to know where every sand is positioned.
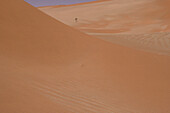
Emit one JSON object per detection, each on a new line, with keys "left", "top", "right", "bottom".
{"left": 0, "top": 0, "right": 170, "bottom": 113}
{"left": 39, "top": 0, "right": 170, "bottom": 55}
{"left": 92, "top": 32, "right": 170, "bottom": 55}
{"left": 39, "top": 0, "right": 170, "bottom": 33}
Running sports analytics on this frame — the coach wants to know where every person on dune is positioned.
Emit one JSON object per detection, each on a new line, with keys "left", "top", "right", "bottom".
{"left": 75, "top": 18, "right": 78, "bottom": 23}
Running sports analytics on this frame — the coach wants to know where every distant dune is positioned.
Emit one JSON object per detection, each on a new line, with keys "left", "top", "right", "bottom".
{"left": 39, "top": 0, "right": 170, "bottom": 55}
{"left": 0, "top": 0, "right": 170, "bottom": 113}
{"left": 92, "top": 32, "right": 170, "bottom": 55}
{"left": 25, "top": 0, "right": 100, "bottom": 7}
{"left": 39, "top": 0, "right": 170, "bottom": 33}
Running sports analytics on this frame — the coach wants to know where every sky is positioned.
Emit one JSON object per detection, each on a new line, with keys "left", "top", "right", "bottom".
{"left": 25, "top": 0, "right": 97, "bottom": 7}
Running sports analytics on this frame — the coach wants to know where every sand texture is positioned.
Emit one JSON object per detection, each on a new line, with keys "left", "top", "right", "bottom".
{"left": 0, "top": 0, "right": 170, "bottom": 113}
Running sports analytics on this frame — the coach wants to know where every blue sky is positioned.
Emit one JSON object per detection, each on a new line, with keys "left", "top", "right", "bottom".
{"left": 25, "top": 0, "right": 97, "bottom": 7}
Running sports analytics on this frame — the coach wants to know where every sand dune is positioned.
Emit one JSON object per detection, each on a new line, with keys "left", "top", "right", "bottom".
{"left": 39, "top": 0, "right": 170, "bottom": 34}
{"left": 0, "top": 0, "right": 170, "bottom": 113}
{"left": 39, "top": 0, "right": 170, "bottom": 54}
{"left": 91, "top": 32, "right": 170, "bottom": 55}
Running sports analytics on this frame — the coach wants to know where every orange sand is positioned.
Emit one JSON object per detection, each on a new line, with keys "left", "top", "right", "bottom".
{"left": 39, "top": 0, "right": 170, "bottom": 34}
{"left": 0, "top": 0, "right": 170, "bottom": 113}
{"left": 39, "top": 0, "right": 170, "bottom": 55}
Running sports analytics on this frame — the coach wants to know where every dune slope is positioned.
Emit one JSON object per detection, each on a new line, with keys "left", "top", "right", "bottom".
{"left": 92, "top": 32, "right": 170, "bottom": 55}
{"left": 39, "top": 0, "right": 170, "bottom": 55}
{"left": 39, "top": 0, "right": 170, "bottom": 34}
{"left": 0, "top": 0, "right": 170, "bottom": 113}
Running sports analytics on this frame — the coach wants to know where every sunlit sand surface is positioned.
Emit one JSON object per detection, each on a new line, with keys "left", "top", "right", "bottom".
{"left": 0, "top": 0, "right": 170, "bottom": 113}
{"left": 39, "top": 0, "right": 170, "bottom": 55}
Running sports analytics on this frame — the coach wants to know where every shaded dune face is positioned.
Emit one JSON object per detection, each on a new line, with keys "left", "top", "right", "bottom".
{"left": 39, "top": 0, "right": 170, "bottom": 55}
{"left": 0, "top": 1, "right": 170, "bottom": 113}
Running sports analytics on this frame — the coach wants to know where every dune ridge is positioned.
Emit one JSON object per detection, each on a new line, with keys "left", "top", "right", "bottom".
{"left": 38, "top": 0, "right": 110, "bottom": 8}
{"left": 0, "top": 0, "right": 170, "bottom": 113}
